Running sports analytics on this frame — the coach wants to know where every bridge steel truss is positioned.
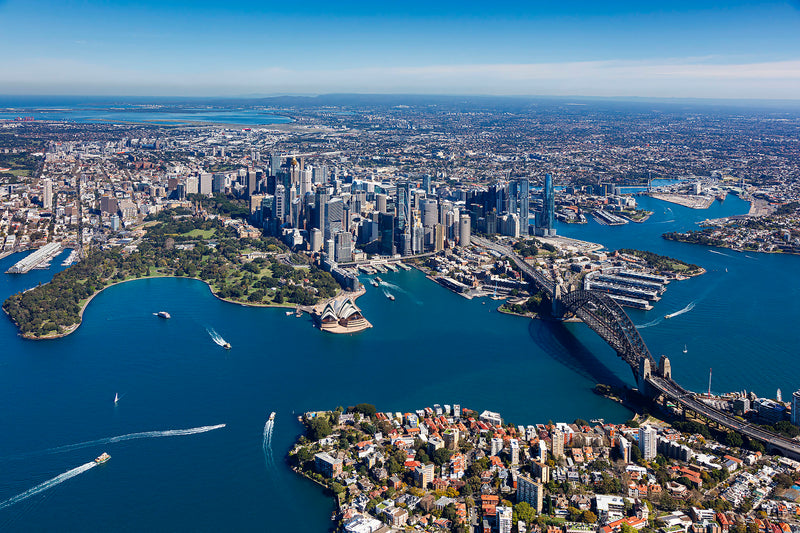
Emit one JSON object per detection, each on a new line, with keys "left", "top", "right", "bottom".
{"left": 557, "top": 289, "right": 655, "bottom": 376}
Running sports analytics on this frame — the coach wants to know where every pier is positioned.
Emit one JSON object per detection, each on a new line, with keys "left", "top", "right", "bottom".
{"left": 5, "top": 243, "right": 63, "bottom": 274}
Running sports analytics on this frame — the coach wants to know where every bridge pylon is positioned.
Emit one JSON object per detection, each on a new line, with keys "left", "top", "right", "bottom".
{"left": 638, "top": 358, "right": 652, "bottom": 397}
{"left": 552, "top": 282, "right": 562, "bottom": 317}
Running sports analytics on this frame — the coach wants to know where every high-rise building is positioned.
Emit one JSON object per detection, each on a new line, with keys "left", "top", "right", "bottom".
{"left": 458, "top": 214, "right": 471, "bottom": 247}
{"left": 490, "top": 437, "right": 504, "bottom": 457}
{"left": 269, "top": 153, "right": 282, "bottom": 176}
{"left": 639, "top": 425, "right": 658, "bottom": 460}
{"left": 186, "top": 176, "right": 199, "bottom": 195}
{"left": 618, "top": 436, "right": 631, "bottom": 463}
{"left": 274, "top": 185, "right": 286, "bottom": 223}
{"left": 509, "top": 439, "right": 520, "bottom": 465}
{"left": 334, "top": 231, "right": 352, "bottom": 263}
{"left": 518, "top": 178, "right": 530, "bottom": 235}
{"left": 199, "top": 173, "right": 213, "bottom": 195}
{"left": 396, "top": 181, "right": 412, "bottom": 255}
{"left": 324, "top": 198, "right": 344, "bottom": 241}
{"left": 538, "top": 173, "right": 556, "bottom": 237}
{"left": 551, "top": 429, "right": 565, "bottom": 459}
{"left": 792, "top": 390, "right": 800, "bottom": 426}
{"left": 42, "top": 178, "right": 53, "bottom": 210}
{"left": 517, "top": 475, "right": 544, "bottom": 513}
{"left": 375, "top": 193, "right": 388, "bottom": 214}
{"left": 497, "top": 506, "right": 512, "bottom": 533}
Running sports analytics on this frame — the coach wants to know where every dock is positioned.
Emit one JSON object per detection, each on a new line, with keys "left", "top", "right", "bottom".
{"left": 6, "top": 243, "right": 63, "bottom": 274}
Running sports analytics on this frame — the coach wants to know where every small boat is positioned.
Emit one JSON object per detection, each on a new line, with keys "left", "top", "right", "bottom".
{"left": 269, "top": 412, "right": 276, "bottom": 421}
{"left": 386, "top": 293, "right": 395, "bottom": 301}
{"left": 155, "top": 311, "right": 171, "bottom": 319}
{"left": 114, "top": 393, "right": 119, "bottom": 404}
{"left": 285, "top": 311, "right": 293, "bottom": 316}
{"left": 223, "top": 342, "right": 231, "bottom": 350}
{"left": 95, "top": 452, "right": 111, "bottom": 464}
{"left": 375, "top": 276, "right": 383, "bottom": 284}
{"left": 370, "top": 279, "right": 379, "bottom": 287}
{"left": 664, "top": 313, "right": 675, "bottom": 319}
{"left": 683, "top": 345, "right": 688, "bottom": 354}
{"left": 590, "top": 418, "right": 604, "bottom": 425}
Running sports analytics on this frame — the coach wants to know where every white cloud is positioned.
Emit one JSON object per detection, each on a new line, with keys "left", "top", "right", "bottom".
{"left": 1, "top": 57, "right": 798, "bottom": 98}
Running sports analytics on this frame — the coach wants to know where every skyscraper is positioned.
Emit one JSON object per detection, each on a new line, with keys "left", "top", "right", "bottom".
{"left": 458, "top": 214, "right": 471, "bottom": 247}
{"left": 42, "top": 178, "right": 53, "bottom": 209}
{"left": 518, "top": 178, "right": 530, "bottom": 235}
{"left": 324, "top": 198, "right": 343, "bottom": 241}
{"left": 792, "top": 390, "right": 800, "bottom": 426}
{"left": 540, "top": 173, "right": 556, "bottom": 236}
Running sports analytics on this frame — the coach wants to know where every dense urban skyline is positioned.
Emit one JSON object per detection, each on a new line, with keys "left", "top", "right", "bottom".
{"left": 1, "top": 0, "right": 799, "bottom": 98}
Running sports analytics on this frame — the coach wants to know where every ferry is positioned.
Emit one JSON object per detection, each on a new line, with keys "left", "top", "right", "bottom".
{"left": 269, "top": 412, "right": 276, "bottom": 421}
{"left": 155, "top": 311, "right": 171, "bottom": 319}
{"left": 95, "top": 452, "right": 111, "bottom": 464}
{"left": 375, "top": 276, "right": 383, "bottom": 284}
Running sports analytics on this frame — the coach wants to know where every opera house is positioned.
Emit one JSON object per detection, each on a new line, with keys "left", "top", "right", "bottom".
{"left": 313, "top": 297, "right": 372, "bottom": 334}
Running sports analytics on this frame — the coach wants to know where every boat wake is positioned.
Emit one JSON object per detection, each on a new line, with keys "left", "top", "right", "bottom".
{"left": 206, "top": 328, "right": 228, "bottom": 347}
{"left": 379, "top": 281, "right": 422, "bottom": 304}
{"left": 262, "top": 417, "right": 275, "bottom": 470}
{"left": 665, "top": 301, "right": 696, "bottom": 319}
{"left": 3, "top": 425, "right": 226, "bottom": 461}
{"left": 709, "top": 250, "right": 733, "bottom": 258}
{"left": 0, "top": 462, "right": 96, "bottom": 511}
{"left": 636, "top": 317, "right": 663, "bottom": 329}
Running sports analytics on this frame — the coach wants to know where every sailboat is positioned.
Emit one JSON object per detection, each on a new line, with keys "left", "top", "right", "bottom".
{"left": 114, "top": 393, "right": 119, "bottom": 404}
{"left": 683, "top": 345, "right": 688, "bottom": 354}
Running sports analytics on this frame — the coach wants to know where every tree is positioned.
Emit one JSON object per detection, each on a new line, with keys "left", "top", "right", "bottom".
{"left": 307, "top": 416, "right": 332, "bottom": 441}
{"left": 352, "top": 403, "right": 377, "bottom": 417}
{"left": 582, "top": 510, "right": 598, "bottom": 524}
{"left": 513, "top": 502, "right": 536, "bottom": 526}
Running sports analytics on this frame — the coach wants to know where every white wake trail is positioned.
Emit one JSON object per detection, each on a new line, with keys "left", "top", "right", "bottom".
{"left": 206, "top": 328, "right": 227, "bottom": 347}
{"left": 636, "top": 317, "right": 663, "bottom": 329}
{"left": 0, "top": 462, "right": 96, "bottom": 511}
{"left": 709, "top": 250, "right": 733, "bottom": 258}
{"left": 667, "top": 301, "right": 696, "bottom": 319}
{"left": 7, "top": 425, "right": 226, "bottom": 460}
{"left": 262, "top": 417, "right": 275, "bottom": 469}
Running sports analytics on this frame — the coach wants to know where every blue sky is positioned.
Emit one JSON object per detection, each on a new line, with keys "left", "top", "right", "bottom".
{"left": 1, "top": 0, "right": 799, "bottom": 98}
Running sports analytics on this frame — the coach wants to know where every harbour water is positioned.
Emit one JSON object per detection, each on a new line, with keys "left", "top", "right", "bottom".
{"left": 0, "top": 194, "right": 798, "bottom": 530}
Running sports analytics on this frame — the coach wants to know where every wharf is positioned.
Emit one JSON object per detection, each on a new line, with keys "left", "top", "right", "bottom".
{"left": 649, "top": 193, "right": 714, "bottom": 209}
{"left": 5, "top": 243, "right": 63, "bottom": 274}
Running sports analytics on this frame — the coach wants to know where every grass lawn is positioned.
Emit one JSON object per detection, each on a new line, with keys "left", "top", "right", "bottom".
{"left": 181, "top": 228, "right": 216, "bottom": 238}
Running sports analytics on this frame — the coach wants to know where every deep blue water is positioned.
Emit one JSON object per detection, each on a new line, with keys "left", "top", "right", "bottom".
{"left": 0, "top": 97, "right": 292, "bottom": 126}
{"left": 0, "top": 194, "right": 798, "bottom": 530}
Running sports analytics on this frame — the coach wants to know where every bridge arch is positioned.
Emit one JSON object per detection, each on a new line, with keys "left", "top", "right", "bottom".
{"left": 555, "top": 289, "right": 655, "bottom": 377}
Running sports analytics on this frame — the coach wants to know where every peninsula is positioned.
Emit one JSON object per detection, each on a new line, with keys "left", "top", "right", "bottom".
{"left": 2, "top": 209, "right": 345, "bottom": 338}
{"left": 292, "top": 401, "right": 799, "bottom": 533}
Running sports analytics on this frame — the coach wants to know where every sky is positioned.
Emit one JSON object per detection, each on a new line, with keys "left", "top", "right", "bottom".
{"left": 0, "top": 0, "right": 799, "bottom": 99}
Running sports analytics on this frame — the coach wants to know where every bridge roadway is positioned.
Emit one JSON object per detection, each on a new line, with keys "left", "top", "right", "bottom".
{"left": 647, "top": 376, "right": 800, "bottom": 459}
{"left": 472, "top": 237, "right": 800, "bottom": 458}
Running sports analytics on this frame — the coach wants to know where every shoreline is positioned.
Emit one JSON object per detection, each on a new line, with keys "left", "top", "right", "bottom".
{"left": 662, "top": 236, "right": 800, "bottom": 257}
{"left": 11, "top": 274, "right": 336, "bottom": 341}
